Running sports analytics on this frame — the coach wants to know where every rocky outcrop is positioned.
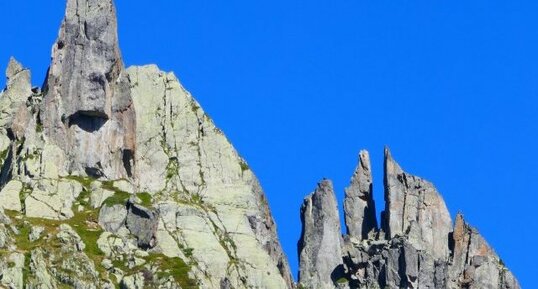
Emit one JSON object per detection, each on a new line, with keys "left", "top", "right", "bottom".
{"left": 344, "top": 150, "right": 377, "bottom": 240}
{"left": 298, "top": 180, "right": 344, "bottom": 289}
{"left": 41, "top": 0, "right": 136, "bottom": 179}
{"left": 448, "top": 213, "right": 519, "bottom": 289}
{"left": 0, "top": 58, "right": 34, "bottom": 188}
{"left": 298, "top": 148, "right": 520, "bottom": 289}
{"left": 382, "top": 147, "right": 452, "bottom": 260}
{"left": 0, "top": 180, "right": 23, "bottom": 212}
{"left": 126, "top": 200, "right": 159, "bottom": 249}
{"left": 128, "top": 65, "right": 293, "bottom": 288}
{"left": 0, "top": 58, "right": 32, "bottom": 139}
{"left": 0, "top": 0, "right": 293, "bottom": 287}
{"left": 0, "top": 0, "right": 522, "bottom": 287}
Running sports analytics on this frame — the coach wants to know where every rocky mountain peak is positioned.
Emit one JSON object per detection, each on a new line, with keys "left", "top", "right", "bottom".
{"left": 41, "top": 0, "right": 135, "bottom": 179}
{"left": 343, "top": 150, "right": 377, "bottom": 240}
{"left": 0, "top": 1, "right": 293, "bottom": 288}
{"left": 298, "top": 148, "right": 520, "bottom": 289}
{"left": 382, "top": 147, "right": 453, "bottom": 260}
{"left": 299, "top": 179, "right": 344, "bottom": 288}
{"left": 6, "top": 57, "right": 27, "bottom": 82}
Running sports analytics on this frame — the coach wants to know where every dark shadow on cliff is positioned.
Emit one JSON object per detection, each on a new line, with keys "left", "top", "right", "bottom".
{"left": 68, "top": 112, "right": 107, "bottom": 132}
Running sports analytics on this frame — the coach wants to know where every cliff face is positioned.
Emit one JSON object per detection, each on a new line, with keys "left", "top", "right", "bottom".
{"left": 297, "top": 148, "right": 520, "bottom": 289}
{"left": 0, "top": 0, "right": 292, "bottom": 288}
{"left": 0, "top": 1, "right": 521, "bottom": 289}
{"left": 41, "top": 0, "right": 136, "bottom": 180}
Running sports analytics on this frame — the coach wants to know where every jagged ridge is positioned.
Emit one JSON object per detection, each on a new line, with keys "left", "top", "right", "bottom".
{"left": 298, "top": 148, "right": 520, "bottom": 289}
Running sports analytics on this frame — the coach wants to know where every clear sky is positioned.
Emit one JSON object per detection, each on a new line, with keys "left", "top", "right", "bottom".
{"left": 1, "top": 1, "right": 536, "bottom": 287}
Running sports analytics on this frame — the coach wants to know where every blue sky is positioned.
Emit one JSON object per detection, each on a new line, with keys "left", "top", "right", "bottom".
{"left": 1, "top": 1, "right": 536, "bottom": 286}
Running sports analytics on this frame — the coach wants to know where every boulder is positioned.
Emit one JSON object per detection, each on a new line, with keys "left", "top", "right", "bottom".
{"left": 99, "top": 204, "right": 128, "bottom": 233}
{"left": 126, "top": 201, "right": 159, "bottom": 249}
{"left": 0, "top": 180, "right": 22, "bottom": 212}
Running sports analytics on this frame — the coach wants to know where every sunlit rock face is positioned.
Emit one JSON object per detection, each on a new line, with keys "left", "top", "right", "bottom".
{"left": 298, "top": 148, "right": 520, "bottom": 289}
{"left": 0, "top": 0, "right": 521, "bottom": 288}
{"left": 298, "top": 180, "right": 343, "bottom": 289}
{"left": 41, "top": 0, "right": 136, "bottom": 180}
{"left": 0, "top": 0, "right": 294, "bottom": 288}
{"left": 343, "top": 150, "right": 377, "bottom": 240}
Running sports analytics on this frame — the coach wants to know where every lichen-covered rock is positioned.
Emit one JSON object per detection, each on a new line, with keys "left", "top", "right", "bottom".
{"left": 0, "top": 58, "right": 32, "bottom": 131}
{"left": 121, "top": 273, "right": 146, "bottom": 289}
{"left": 129, "top": 65, "right": 293, "bottom": 288}
{"left": 0, "top": 0, "right": 522, "bottom": 287}
{"left": 99, "top": 204, "right": 128, "bottom": 233}
{"left": 28, "top": 226, "right": 45, "bottom": 242}
{"left": 0, "top": 180, "right": 23, "bottom": 212}
{"left": 90, "top": 185, "right": 115, "bottom": 208}
{"left": 0, "top": 0, "right": 293, "bottom": 284}
{"left": 25, "top": 179, "right": 83, "bottom": 220}
{"left": 0, "top": 252, "right": 24, "bottom": 289}
{"left": 0, "top": 58, "right": 34, "bottom": 189}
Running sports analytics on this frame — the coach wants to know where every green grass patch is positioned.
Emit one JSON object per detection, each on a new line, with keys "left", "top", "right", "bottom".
{"left": 166, "top": 158, "right": 179, "bottom": 180}
{"left": 183, "top": 247, "right": 194, "bottom": 258}
{"left": 146, "top": 254, "right": 198, "bottom": 289}
{"left": 101, "top": 181, "right": 118, "bottom": 193}
{"left": 239, "top": 160, "right": 249, "bottom": 172}
{"left": 137, "top": 192, "right": 152, "bottom": 207}
{"left": 0, "top": 148, "right": 9, "bottom": 162}
{"left": 65, "top": 175, "right": 95, "bottom": 190}
{"left": 22, "top": 252, "right": 31, "bottom": 285}
{"left": 67, "top": 210, "right": 103, "bottom": 258}
{"left": 76, "top": 188, "right": 92, "bottom": 208}
{"left": 111, "top": 253, "right": 198, "bottom": 288}
{"left": 190, "top": 193, "right": 204, "bottom": 206}
{"left": 102, "top": 191, "right": 131, "bottom": 207}
{"left": 13, "top": 224, "right": 32, "bottom": 251}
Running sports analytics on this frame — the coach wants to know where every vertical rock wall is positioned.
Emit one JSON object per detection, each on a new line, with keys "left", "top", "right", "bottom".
{"left": 343, "top": 150, "right": 377, "bottom": 240}
{"left": 298, "top": 180, "right": 344, "bottom": 288}
{"left": 41, "top": 0, "right": 136, "bottom": 180}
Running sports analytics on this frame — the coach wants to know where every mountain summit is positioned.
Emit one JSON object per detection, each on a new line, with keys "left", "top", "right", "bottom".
{"left": 0, "top": 1, "right": 520, "bottom": 289}
{"left": 298, "top": 148, "right": 520, "bottom": 289}
{"left": 0, "top": 0, "right": 292, "bottom": 288}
